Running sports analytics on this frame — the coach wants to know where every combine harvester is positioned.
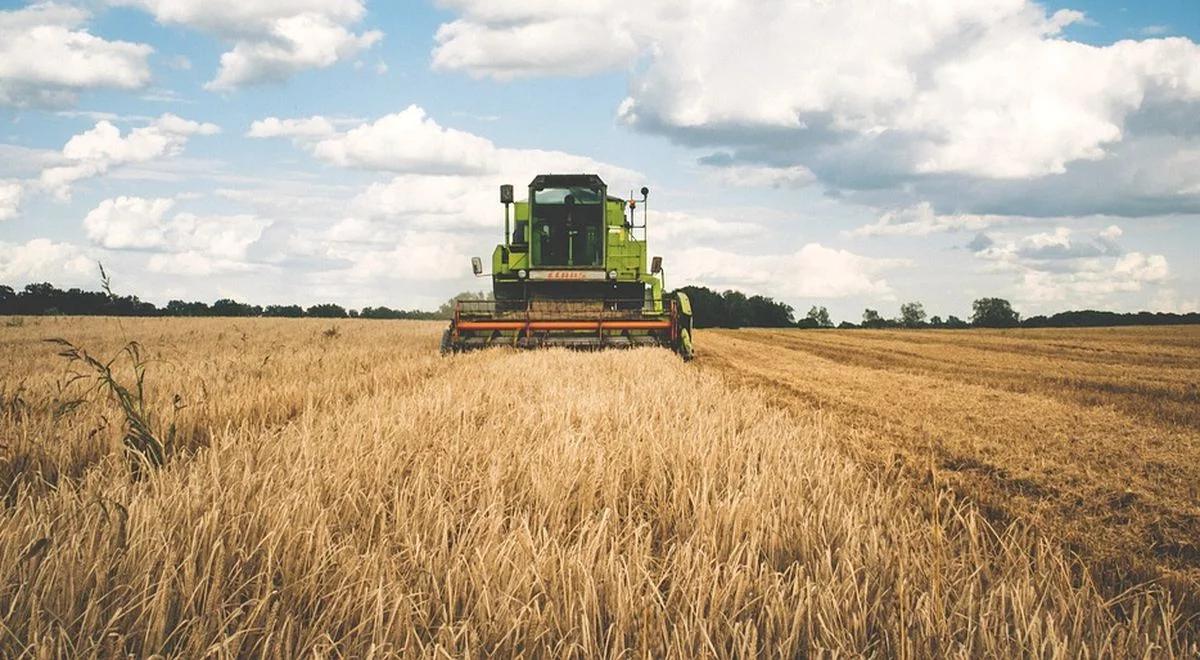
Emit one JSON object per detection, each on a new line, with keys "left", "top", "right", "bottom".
{"left": 442, "top": 174, "right": 693, "bottom": 359}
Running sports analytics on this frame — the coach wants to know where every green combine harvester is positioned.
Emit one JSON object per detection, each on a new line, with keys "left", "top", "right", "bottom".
{"left": 442, "top": 173, "right": 693, "bottom": 359}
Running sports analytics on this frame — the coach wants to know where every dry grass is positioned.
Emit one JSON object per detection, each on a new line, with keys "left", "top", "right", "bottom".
{"left": 0, "top": 317, "right": 1195, "bottom": 656}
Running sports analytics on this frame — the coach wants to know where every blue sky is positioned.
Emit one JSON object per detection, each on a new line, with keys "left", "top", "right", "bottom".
{"left": 1, "top": 0, "right": 1198, "bottom": 322}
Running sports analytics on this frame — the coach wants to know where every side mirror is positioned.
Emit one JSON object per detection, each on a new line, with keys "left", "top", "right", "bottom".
{"left": 500, "top": 184, "right": 513, "bottom": 204}
{"left": 471, "top": 257, "right": 483, "bottom": 276}
{"left": 651, "top": 256, "right": 662, "bottom": 274}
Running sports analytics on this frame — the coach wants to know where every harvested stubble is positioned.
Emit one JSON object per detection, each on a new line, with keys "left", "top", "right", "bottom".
{"left": 0, "top": 318, "right": 1194, "bottom": 657}
{"left": 699, "top": 326, "right": 1200, "bottom": 608}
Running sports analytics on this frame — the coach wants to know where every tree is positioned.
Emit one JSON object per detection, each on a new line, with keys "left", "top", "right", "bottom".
{"left": 862, "top": 308, "right": 885, "bottom": 329}
{"left": 264, "top": 304, "right": 303, "bottom": 318}
{"left": 945, "top": 315, "right": 969, "bottom": 329}
{"left": 721, "top": 290, "right": 751, "bottom": 328}
{"left": 211, "top": 298, "right": 258, "bottom": 317}
{"left": 899, "top": 301, "right": 927, "bottom": 328}
{"left": 360, "top": 306, "right": 439, "bottom": 320}
{"left": 306, "top": 303, "right": 347, "bottom": 318}
{"left": 747, "top": 295, "right": 794, "bottom": 327}
{"left": 673, "top": 286, "right": 793, "bottom": 328}
{"left": 678, "top": 286, "right": 728, "bottom": 328}
{"left": 929, "top": 315, "right": 943, "bottom": 327}
{"left": 166, "top": 300, "right": 210, "bottom": 316}
{"left": 971, "top": 297, "right": 1020, "bottom": 328}
{"left": 806, "top": 306, "right": 832, "bottom": 328}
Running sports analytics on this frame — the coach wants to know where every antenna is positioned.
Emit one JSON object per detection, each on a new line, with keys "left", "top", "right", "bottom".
{"left": 641, "top": 186, "right": 649, "bottom": 243}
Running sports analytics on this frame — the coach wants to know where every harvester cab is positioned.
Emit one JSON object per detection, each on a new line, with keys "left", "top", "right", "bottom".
{"left": 441, "top": 173, "right": 694, "bottom": 359}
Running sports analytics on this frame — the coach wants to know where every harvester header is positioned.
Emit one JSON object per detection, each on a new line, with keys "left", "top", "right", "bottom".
{"left": 441, "top": 173, "right": 693, "bottom": 359}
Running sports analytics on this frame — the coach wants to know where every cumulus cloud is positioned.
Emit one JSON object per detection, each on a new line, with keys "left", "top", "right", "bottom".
{"left": 84, "top": 196, "right": 174, "bottom": 249}
{"left": 0, "top": 238, "right": 95, "bottom": 284}
{"left": 82, "top": 196, "right": 272, "bottom": 274}
{"left": 433, "top": 7, "right": 640, "bottom": 79}
{"left": 0, "top": 3, "right": 152, "bottom": 107}
{"left": 1013, "top": 226, "right": 1123, "bottom": 260}
{"left": 653, "top": 210, "right": 763, "bottom": 245}
{"left": 966, "top": 233, "right": 994, "bottom": 252}
{"left": 668, "top": 243, "right": 907, "bottom": 300}
{"left": 1113, "top": 251, "right": 1169, "bottom": 282}
{"left": 699, "top": 160, "right": 816, "bottom": 189}
{"left": 1150, "top": 288, "right": 1199, "bottom": 313}
{"left": 435, "top": 0, "right": 1200, "bottom": 216}
{"left": 246, "top": 116, "right": 337, "bottom": 139}
{"left": 974, "top": 224, "right": 1168, "bottom": 303}
{"left": 308, "top": 230, "right": 475, "bottom": 284}
{"left": 311, "top": 106, "right": 497, "bottom": 174}
{"left": 39, "top": 114, "right": 220, "bottom": 199}
{"left": 109, "top": 0, "right": 381, "bottom": 90}
{"left": 253, "top": 106, "right": 642, "bottom": 185}
{"left": 0, "top": 181, "right": 22, "bottom": 221}
{"left": 849, "top": 202, "right": 1005, "bottom": 237}
{"left": 251, "top": 106, "right": 644, "bottom": 243}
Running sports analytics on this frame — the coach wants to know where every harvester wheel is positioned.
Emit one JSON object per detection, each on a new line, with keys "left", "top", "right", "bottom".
{"left": 439, "top": 329, "right": 453, "bottom": 355}
{"left": 677, "top": 328, "right": 694, "bottom": 361}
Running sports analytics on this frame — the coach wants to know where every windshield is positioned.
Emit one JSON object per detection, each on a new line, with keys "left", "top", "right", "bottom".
{"left": 533, "top": 186, "right": 603, "bottom": 205}
{"left": 531, "top": 186, "right": 604, "bottom": 267}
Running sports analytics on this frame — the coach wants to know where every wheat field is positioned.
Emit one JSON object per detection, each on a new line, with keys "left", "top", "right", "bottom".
{"left": 1, "top": 317, "right": 1196, "bottom": 657}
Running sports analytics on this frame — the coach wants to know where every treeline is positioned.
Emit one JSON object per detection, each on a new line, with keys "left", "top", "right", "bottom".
{"left": 678, "top": 286, "right": 1200, "bottom": 330}
{"left": 1022, "top": 310, "right": 1200, "bottom": 327}
{"left": 0, "top": 283, "right": 444, "bottom": 320}
{"left": 675, "top": 286, "right": 795, "bottom": 328}
{"left": 5, "top": 281, "right": 1198, "bottom": 330}
{"left": 804, "top": 297, "right": 1200, "bottom": 329}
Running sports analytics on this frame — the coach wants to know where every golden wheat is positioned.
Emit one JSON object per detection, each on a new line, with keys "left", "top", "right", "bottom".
{"left": 0, "top": 318, "right": 1194, "bottom": 656}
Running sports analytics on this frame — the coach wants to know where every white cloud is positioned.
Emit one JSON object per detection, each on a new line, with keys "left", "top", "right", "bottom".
{"left": 309, "top": 230, "right": 474, "bottom": 284}
{"left": 0, "top": 181, "right": 22, "bottom": 221}
{"left": 82, "top": 196, "right": 271, "bottom": 273}
{"left": 669, "top": 243, "right": 906, "bottom": 300}
{"left": 0, "top": 238, "right": 95, "bottom": 284}
{"left": 254, "top": 106, "right": 644, "bottom": 187}
{"left": 84, "top": 196, "right": 174, "bottom": 249}
{"left": 433, "top": 10, "right": 639, "bottom": 79}
{"left": 312, "top": 106, "right": 496, "bottom": 174}
{"left": 704, "top": 164, "right": 816, "bottom": 190}
{"left": 1150, "top": 288, "right": 1199, "bottom": 313}
{"left": 1011, "top": 226, "right": 1123, "bottom": 260}
{"left": 974, "top": 225, "right": 1169, "bottom": 303}
{"left": 39, "top": 114, "right": 220, "bottom": 199}
{"left": 146, "top": 251, "right": 263, "bottom": 276}
{"left": 351, "top": 174, "right": 491, "bottom": 225}
{"left": 110, "top": 0, "right": 381, "bottom": 90}
{"left": 653, "top": 210, "right": 763, "bottom": 245}
{"left": 246, "top": 116, "right": 337, "bottom": 139}
{"left": 0, "top": 3, "right": 152, "bottom": 107}
{"left": 252, "top": 107, "right": 645, "bottom": 241}
{"left": 436, "top": 1, "right": 1200, "bottom": 184}
{"left": 849, "top": 202, "right": 1003, "bottom": 237}
{"left": 250, "top": 107, "right": 651, "bottom": 297}
{"left": 1113, "top": 252, "right": 1168, "bottom": 282}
